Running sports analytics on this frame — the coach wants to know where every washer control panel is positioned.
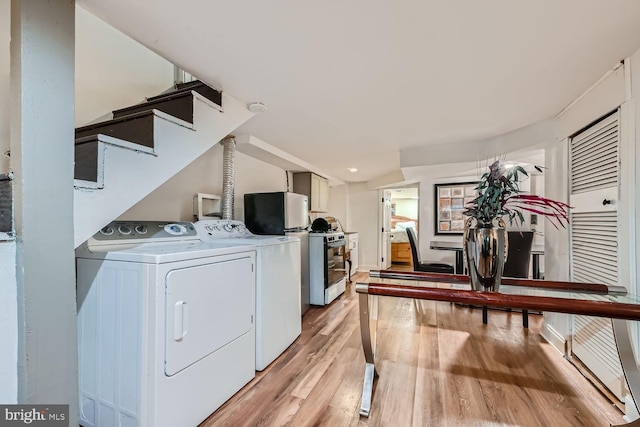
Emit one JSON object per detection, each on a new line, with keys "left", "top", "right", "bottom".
{"left": 196, "top": 220, "right": 254, "bottom": 239}
{"left": 90, "top": 220, "right": 198, "bottom": 245}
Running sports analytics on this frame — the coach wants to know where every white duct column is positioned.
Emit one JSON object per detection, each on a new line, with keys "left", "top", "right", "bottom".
{"left": 221, "top": 136, "right": 236, "bottom": 220}
{"left": 10, "top": 0, "right": 78, "bottom": 421}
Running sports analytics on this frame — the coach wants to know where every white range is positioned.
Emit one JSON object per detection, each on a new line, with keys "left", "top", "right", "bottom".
{"left": 309, "top": 230, "right": 347, "bottom": 306}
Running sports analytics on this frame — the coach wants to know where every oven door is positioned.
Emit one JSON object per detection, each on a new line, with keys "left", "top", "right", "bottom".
{"left": 325, "top": 239, "right": 346, "bottom": 288}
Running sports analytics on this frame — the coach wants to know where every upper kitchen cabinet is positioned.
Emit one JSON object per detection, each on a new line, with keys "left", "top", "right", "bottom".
{"left": 293, "top": 172, "right": 329, "bottom": 212}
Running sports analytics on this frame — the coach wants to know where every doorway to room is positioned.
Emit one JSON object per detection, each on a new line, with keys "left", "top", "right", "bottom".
{"left": 385, "top": 186, "right": 419, "bottom": 270}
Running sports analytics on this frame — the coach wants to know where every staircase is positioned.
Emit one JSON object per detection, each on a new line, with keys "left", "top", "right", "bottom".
{"left": 73, "top": 81, "right": 253, "bottom": 247}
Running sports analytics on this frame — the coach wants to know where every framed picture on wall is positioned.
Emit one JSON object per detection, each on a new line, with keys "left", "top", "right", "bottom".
{"left": 434, "top": 182, "right": 478, "bottom": 235}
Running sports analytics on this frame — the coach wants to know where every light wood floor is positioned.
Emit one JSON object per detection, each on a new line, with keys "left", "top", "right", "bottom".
{"left": 201, "top": 271, "right": 625, "bottom": 426}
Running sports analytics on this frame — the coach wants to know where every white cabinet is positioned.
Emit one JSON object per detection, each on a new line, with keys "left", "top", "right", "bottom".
{"left": 311, "top": 173, "right": 329, "bottom": 212}
{"left": 293, "top": 172, "right": 329, "bottom": 212}
{"left": 345, "top": 232, "right": 358, "bottom": 274}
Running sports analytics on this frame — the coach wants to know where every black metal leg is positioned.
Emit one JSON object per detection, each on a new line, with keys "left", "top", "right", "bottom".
{"left": 347, "top": 259, "right": 352, "bottom": 282}
{"left": 522, "top": 310, "right": 529, "bottom": 328}
{"left": 455, "top": 250, "right": 464, "bottom": 274}
{"left": 532, "top": 254, "right": 540, "bottom": 279}
{"left": 482, "top": 307, "right": 488, "bottom": 324}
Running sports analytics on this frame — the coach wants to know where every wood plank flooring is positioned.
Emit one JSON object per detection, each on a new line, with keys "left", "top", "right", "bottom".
{"left": 201, "top": 271, "right": 625, "bottom": 426}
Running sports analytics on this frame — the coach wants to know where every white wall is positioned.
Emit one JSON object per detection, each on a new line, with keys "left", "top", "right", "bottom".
{"left": 632, "top": 48, "right": 640, "bottom": 305}
{"left": 74, "top": 7, "right": 174, "bottom": 127}
{"left": 541, "top": 138, "right": 571, "bottom": 346}
{"left": 347, "top": 182, "right": 380, "bottom": 270}
{"left": 393, "top": 199, "right": 418, "bottom": 218}
{"left": 0, "top": 237, "right": 17, "bottom": 403}
{"left": 120, "top": 145, "right": 287, "bottom": 221}
{"left": 0, "top": 2, "right": 173, "bottom": 174}
{"left": 328, "top": 184, "right": 348, "bottom": 230}
{"left": 1, "top": 0, "right": 9, "bottom": 173}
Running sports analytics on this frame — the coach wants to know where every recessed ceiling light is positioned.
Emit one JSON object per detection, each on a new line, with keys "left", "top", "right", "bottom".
{"left": 247, "top": 102, "right": 268, "bottom": 113}
{"left": 348, "top": 167, "right": 358, "bottom": 173}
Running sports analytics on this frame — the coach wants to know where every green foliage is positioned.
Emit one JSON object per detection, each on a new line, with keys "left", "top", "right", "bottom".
{"left": 464, "top": 161, "right": 569, "bottom": 227}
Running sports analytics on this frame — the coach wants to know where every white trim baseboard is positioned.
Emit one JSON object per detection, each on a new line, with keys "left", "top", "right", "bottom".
{"left": 541, "top": 322, "right": 568, "bottom": 356}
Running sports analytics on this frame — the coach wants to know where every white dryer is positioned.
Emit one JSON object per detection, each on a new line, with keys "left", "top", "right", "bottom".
{"left": 75, "top": 221, "right": 256, "bottom": 427}
{"left": 195, "top": 219, "right": 301, "bottom": 371}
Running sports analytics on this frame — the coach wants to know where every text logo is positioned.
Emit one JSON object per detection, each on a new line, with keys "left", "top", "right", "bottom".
{"left": 0, "top": 405, "right": 68, "bottom": 426}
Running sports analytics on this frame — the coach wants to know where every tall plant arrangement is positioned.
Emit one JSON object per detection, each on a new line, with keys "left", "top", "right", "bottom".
{"left": 464, "top": 160, "right": 570, "bottom": 229}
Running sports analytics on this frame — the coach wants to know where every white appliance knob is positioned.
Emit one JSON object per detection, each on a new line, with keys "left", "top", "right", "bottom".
{"left": 135, "top": 224, "right": 148, "bottom": 234}
{"left": 100, "top": 226, "right": 114, "bottom": 236}
{"left": 223, "top": 224, "right": 234, "bottom": 232}
{"left": 118, "top": 225, "right": 132, "bottom": 235}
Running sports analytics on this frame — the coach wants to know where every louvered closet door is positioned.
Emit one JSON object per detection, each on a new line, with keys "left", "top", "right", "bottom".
{"left": 569, "top": 111, "right": 624, "bottom": 400}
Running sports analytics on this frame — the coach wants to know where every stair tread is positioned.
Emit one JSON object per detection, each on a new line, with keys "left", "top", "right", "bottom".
{"left": 76, "top": 112, "right": 155, "bottom": 149}
{"left": 147, "top": 80, "right": 220, "bottom": 103}
{"left": 76, "top": 109, "right": 155, "bottom": 134}
{"left": 109, "top": 81, "right": 221, "bottom": 126}
{"left": 119, "top": 80, "right": 221, "bottom": 110}
{"left": 174, "top": 80, "right": 206, "bottom": 91}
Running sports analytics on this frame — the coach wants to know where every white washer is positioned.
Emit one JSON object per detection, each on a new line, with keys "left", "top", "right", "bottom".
{"left": 76, "top": 221, "right": 257, "bottom": 427}
{"left": 195, "top": 219, "right": 301, "bottom": 371}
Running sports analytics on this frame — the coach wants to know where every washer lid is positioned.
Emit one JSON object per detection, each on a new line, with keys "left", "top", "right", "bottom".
{"left": 76, "top": 241, "right": 256, "bottom": 263}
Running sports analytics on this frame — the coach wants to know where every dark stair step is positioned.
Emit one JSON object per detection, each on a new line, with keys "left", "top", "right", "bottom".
{"left": 0, "top": 173, "right": 11, "bottom": 232}
{"left": 112, "top": 81, "right": 221, "bottom": 124}
{"left": 74, "top": 111, "right": 155, "bottom": 183}
{"left": 74, "top": 81, "right": 220, "bottom": 184}
{"left": 74, "top": 137, "right": 100, "bottom": 183}
{"left": 75, "top": 110, "right": 156, "bottom": 148}
{"left": 172, "top": 80, "right": 222, "bottom": 106}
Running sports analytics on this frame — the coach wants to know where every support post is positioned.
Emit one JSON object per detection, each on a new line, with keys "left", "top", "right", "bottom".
{"left": 10, "top": 0, "right": 78, "bottom": 423}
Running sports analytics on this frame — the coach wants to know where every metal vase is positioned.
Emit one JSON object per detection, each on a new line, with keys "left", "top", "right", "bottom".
{"left": 463, "top": 219, "right": 507, "bottom": 292}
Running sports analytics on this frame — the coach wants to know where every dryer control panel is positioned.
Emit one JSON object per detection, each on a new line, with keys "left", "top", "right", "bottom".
{"left": 88, "top": 221, "right": 199, "bottom": 246}
{"left": 197, "top": 220, "right": 254, "bottom": 238}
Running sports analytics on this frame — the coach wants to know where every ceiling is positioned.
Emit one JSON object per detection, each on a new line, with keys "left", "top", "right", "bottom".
{"left": 35, "top": 2, "right": 640, "bottom": 183}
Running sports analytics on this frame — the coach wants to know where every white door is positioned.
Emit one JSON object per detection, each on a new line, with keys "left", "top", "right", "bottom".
{"left": 569, "top": 111, "right": 624, "bottom": 400}
{"left": 165, "top": 256, "right": 254, "bottom": 376}
{"left": 379, "top": 190, "right": 392, "bottom": 269}
{"left": 349, "top": 234, "right": 359, "bottom": 272}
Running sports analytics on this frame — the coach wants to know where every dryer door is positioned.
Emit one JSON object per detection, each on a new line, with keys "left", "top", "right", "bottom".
{"left": 165, "top": 255, "right": 254, "bottom": 376}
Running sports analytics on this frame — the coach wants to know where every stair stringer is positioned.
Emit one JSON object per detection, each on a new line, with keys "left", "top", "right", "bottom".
{"left": 73, "top": 92, "right": 253, "bottom": 247}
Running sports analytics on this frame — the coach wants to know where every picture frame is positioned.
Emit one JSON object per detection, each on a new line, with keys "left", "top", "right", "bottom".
{"left": 434, "top": 181, "right": 478, "bottom": 235}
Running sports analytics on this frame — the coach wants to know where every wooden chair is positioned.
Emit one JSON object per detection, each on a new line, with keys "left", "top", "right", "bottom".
{"left": 406, "top": 228, "right": 454, "bottom": 274}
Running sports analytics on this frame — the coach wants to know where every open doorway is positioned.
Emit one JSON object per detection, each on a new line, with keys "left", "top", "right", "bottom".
{"left": 384, "top": 186, "right": 419, "bottom": 270}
